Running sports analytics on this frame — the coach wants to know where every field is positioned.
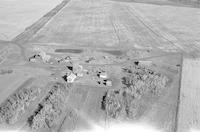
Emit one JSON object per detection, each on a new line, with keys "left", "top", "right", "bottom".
{"left": 0, "top": 0, "right": 62, "bottom": 41}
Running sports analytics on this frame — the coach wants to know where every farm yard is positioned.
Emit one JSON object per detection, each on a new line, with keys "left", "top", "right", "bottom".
{"left": 0, "top": 0, "right": 200, "bottom": 132}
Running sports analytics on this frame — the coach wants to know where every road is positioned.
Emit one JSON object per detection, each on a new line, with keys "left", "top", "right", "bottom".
{"left": 177, "top": 59, "right": 200, "bottom": 132}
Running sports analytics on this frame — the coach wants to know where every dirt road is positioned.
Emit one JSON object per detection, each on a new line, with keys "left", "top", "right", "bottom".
{"left": 177, "top": 58, "right": 200, "bottom": 132}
